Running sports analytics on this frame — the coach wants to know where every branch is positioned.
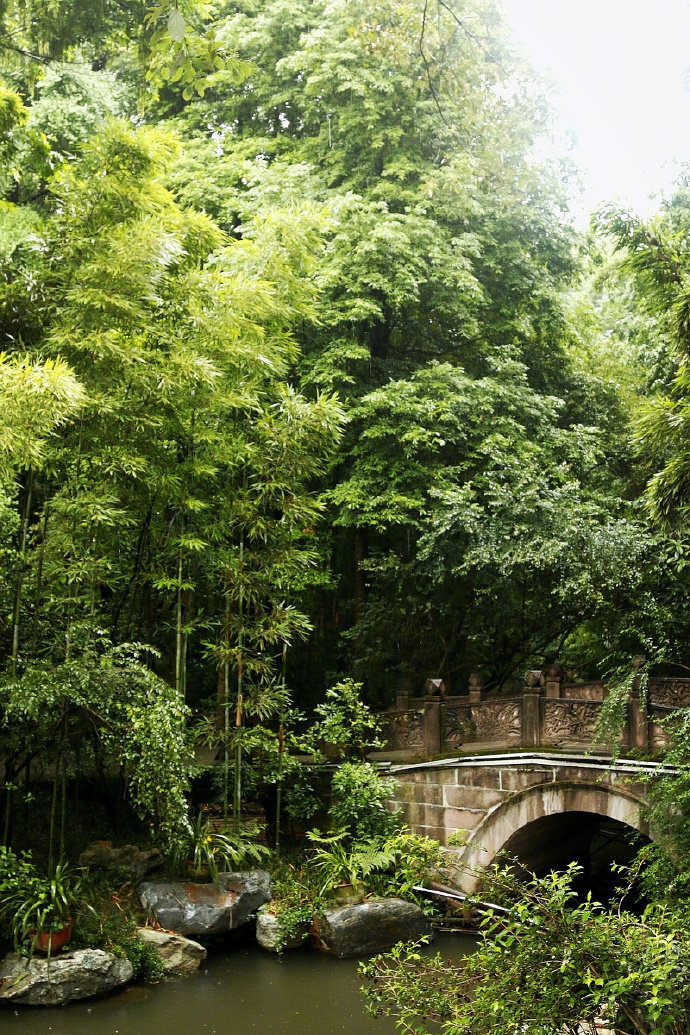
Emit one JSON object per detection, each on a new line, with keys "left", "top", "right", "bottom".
{"left": 436, "top": 0, "right": 506, "bottom": 75}
{"left": 419, "top": 0, "right": 449, "bottom": 127}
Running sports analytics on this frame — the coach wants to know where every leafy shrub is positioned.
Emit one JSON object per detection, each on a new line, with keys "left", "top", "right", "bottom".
{"left": 312, "top": 679, "right": 385, "bottom": 760}
{"left": 0, "top": 849, "right": 93, "bottom": 949}
{"left": 167, "top": 813, "right": 270, "bottom": 881}
{"left": 363, "top": 861, "right": 690, "bottom": 1035}
{"left": 265, "top": 860, "right": 322, "bottom": 953}
{"left": 72, "top": 892, "right": 163, "bottom": 982}
{"left": 368, "top": 831, "right": 446, "bottom": 912}
{"left": 328, "top": 761, "right": 400, "bottom": 842}
{"left": 307, "top": 830, "right": 397, "bottom": 896}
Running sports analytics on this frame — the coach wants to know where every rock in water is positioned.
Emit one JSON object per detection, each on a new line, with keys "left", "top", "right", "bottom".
{"left": 79, "top": 840, "right": 162, "bottom": 877}
{"left": 256, "top": 904, "right": 309, "bottom": 952}
{"left": 0, "top": 949, "right": 133, "bottom": 1006}
{"left": 139, "top": 870, "right": 272, "bottom": 938}
{"left": 310, "top": 898, "right": 432, "bottom": 959}
{"left": 136, "top": 928, "right": 207, "bottom": 975}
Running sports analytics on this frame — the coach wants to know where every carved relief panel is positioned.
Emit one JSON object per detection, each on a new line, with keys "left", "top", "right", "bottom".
{"left": 384, "top": 710, "right": 424, "bottom": 750}
{"left": 542, "top": 700, "right": 602, "bottom": 745}
{"left": 471, "top": 700, "right": 522, "bottom": 742}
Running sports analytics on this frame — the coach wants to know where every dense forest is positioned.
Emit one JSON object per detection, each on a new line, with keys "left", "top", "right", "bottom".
{"left": 1, "top": 0, "right": 690, "bottom": 832}
{"left": 3, "top": 2, "right": 690, "bottom": 1030}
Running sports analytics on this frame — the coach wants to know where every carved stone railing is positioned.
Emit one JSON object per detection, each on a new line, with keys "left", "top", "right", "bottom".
{"left": 379, "top": 667, "right": 690, "bottom": 757}
{"left": 540, "top": 699, "right": 603, "bottom": 747}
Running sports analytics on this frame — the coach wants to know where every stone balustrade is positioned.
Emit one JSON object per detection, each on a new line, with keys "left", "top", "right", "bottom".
{"left": 380, "top": 666, "right": 690, "bottom": 757}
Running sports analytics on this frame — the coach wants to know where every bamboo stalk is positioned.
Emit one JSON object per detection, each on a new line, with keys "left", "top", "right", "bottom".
{"left": 175, "top": 518, "right": 184, "bottom": 698}
{"left": 11, "top": 468, "right": 33, "bottom": 677}
{"left": 223, "top": 587, "right": 230, "bottom": 825}
{"left": 233, "top": 538, "right": 244, "bottom": 835}
{"left": 275, "top": 639, "right": 287, "bottom": 852}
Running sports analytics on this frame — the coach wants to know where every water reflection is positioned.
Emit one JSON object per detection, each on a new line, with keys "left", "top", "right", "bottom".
{"left": 1, "top": 934, "right": 477, "bottom": 1035}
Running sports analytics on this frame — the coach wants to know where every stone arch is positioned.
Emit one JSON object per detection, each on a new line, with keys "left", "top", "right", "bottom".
{"left": 455, "top": 780, "right": 648, "bottom": 893}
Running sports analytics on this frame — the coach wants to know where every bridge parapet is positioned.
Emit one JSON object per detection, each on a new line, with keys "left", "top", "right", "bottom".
{"left": 381, "top": 668, "right": 690, "bottom": 759}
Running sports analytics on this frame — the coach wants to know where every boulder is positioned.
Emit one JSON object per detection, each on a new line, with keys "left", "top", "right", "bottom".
{"left": 79, "top": 840, "right": 162, "bottom": 877}
{"left": 139, "top": 869, "right": 272, "bottom": 938}
{"left": 310, "top": 898, "right": 432, "bottom": 959}
{"left": 136, "top": 928, "right": 206, "bottom": 976}
{"left": 256, "top": 904, "right": 309, "bottom": 953}
{"left": 0, "top": 949, "right": 132, "bottom": 1006}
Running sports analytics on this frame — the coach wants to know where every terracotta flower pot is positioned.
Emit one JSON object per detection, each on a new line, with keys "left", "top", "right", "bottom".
{"left": 30, "top": 920, "right": 72, "bottom": 955}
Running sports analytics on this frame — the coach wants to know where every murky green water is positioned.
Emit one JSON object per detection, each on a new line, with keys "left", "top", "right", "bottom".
{"left": 1, "top": 934, "right": 476, "bottom": 1035}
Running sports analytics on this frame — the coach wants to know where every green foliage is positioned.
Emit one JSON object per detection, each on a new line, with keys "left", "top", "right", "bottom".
{"left": 634, "top": 705, "right": 690, "bottom": 903}
{"left": 1, "top": 641, "right": 192, "bottom": 849}
{"left": 167, "top": 812, "right": 270, "bottom": 880}
{"left": 312, "top": 679, "right": 385, "bottom": 759}
{"left": 0, "top": 113, "right": 342, "bottom": 848}
{"left": 144, "top": 1, "right": 250, "bottom": 100}
{"left": 328, "top": 762, "right": 400, "bottom": 843}
{"left": 264, "top": 859, "right": 322, "bottom": 953}
{"left": 0, "top": 353, "right": 84, "bottom": 487}
{"left": 71, "top": 887, "right": 164, "bottom": 982}
{"left": 362, "top": 862, "right": 690, "bottom": 1035}
{"left": 0, "top": 852, "right": 90, "bottom": 948}
{"left": 157, "top": 0, "right": 622, "bottom": 694}
{"left": 307, "top": 829, "right": 397, "bottom": 898}
{"left": 598, "top": 192, "right": 690, "bottom": 531}
{"left": 367, "top": 831, "right": 446, "bottom": 910}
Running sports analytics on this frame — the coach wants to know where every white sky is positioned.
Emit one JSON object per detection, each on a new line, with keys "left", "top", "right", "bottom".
{"left": 501, "top": 0, "right": 690, "bottom": 221}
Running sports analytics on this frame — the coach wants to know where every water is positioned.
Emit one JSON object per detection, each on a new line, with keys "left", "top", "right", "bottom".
{"left": 1, "top": 934, "right": 476, "bottom": 1035}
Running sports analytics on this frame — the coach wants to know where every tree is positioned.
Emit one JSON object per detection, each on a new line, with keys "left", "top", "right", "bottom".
{"left": 362, "top": 862, "right": 690, "bottom": 1035}
{"left": 160, "top": 0, "right": 642, "bottom": 697}
{"left": 0, "top": 117, "right": 342, "bottom": 848}
{"left": 599, "top": 191, "right": 690, "bottom": 529}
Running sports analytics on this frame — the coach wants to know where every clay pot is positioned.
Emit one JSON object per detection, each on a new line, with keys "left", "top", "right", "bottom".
{"left": 31, "top": 921, "right": 73, "bottom": 955}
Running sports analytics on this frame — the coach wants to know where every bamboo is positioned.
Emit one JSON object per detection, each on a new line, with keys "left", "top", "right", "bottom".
{"left": 233, "top": 538, "right": 244, "bottom": 835}
{"left": 59, "top": 753, "right": 67, "bottom": 863}
{"left": 175, "top": 519, "right": 184, "bottom": 698}
{"left": 30, "top": 506, "right": 48, "bottom": 653}
{"left": 3, "top": 778, "right": 11, "bottom": 847}
{"left": 223, "top": 587, "right": 230, "bottom": 824}
{"left": 11, "top": 468, "right": 33, "bottom": 677}
{"left": 275, "top": 640, "right": 287, "bottom": 852}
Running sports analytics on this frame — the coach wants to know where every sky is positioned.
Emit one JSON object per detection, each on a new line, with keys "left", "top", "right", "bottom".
{"left": 501, "top": 0, "right": 690, "bottom": 222}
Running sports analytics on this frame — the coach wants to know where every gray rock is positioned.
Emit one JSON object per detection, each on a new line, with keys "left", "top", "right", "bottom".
{"left": 0, "top": 949, "right": 133, "bottom": 1006}
{"left": 310, "top": 898, "right": 432, "bottom": 959}
{"left": 136, "top": 928, "right": 206, "bottom": 976}
{"left": 139, "top": 869, "right": 272, "bottom": 938}
{"left": 256, "top": 904, "right": 309, "bottom": 952}
{"left": 79, "top": 840, "right": 162, "bottom": 877}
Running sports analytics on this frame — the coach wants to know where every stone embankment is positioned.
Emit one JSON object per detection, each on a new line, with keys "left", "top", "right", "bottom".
{"left": 0, "top": 866, "right": 431, "bottom": 1008}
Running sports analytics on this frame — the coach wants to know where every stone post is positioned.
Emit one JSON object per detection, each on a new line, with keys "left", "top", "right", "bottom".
{"left": 395, "top": 690, "right": 411, "bottom": 712}
{"left": 628, "top": 655, "right": 650, "bottom": 751}
{"left": 544, "top": 663, "right": 562, "bottom": 699}
{"left": 468, "top": 672, "right": 483, "bottom": 703}
{"left": 522, "top": 670, "right": 543, "bottom": 749}
{"left": 423, "top": 678, "right": 444, "bottom": 755}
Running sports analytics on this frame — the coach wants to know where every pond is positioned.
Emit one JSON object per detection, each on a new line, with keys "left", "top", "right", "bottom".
{"left": 2, "top": 933, "right": 477, "bottom": 1035}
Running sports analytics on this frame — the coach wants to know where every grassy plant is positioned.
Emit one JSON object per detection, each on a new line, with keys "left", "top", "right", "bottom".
{"left": 168, "top": 812, "right": 271, "bottom": 881}
{"left": 307, "top": 830, "right": 396, "bottom": 897}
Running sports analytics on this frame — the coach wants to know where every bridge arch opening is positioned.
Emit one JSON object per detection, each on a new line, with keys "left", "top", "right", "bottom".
{"left": 458, "top": 779, "right": 650, "bottom": 901}
{"left": 501, "top": 811, "right": 649, "bottom": 901}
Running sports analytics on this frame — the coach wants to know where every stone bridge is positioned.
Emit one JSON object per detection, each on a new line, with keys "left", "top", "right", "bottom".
{"left": 378, "top": 666, "right": 689, "bottom": 890}
{"left": 385, "top": 752, "right": 665, "bottom": 891}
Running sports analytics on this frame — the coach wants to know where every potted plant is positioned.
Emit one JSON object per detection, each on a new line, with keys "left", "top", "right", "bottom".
{"left": 169, "top": 812, "right": 270, "bottom": 882}
{"left": 307, "top": 830, "right": 396, "bottom": 905}
{"left": 0, "top": 851, "right": 89, "bottom": 956}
